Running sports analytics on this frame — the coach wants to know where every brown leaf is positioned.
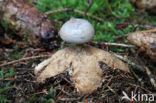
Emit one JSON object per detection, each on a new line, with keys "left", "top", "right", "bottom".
{"left": 5, "top": 77, "right": 15, "bottom": 81}
{"left": 130, "top": 0, "right": 156, "bottom": 13}
{"left": 0, "top": 0, "right": 57, "bottom": 46}
{"left": 127, "top": 29, "right": 156, "bottom": 61}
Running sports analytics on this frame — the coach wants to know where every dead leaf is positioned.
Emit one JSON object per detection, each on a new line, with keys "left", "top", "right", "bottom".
{"left": 5, "top": 77, "right": 15, "bottom": 81}
{"left": 35, "top": 45, "right": 129, "bottom": 94}
{"left": 0, "top": 0, "right": 57, "bottom": 46}
{"left": 130, "top": 0, "right": 156, "bottom": 13}
{"left": 127, "top": 29, "right": 156, "bottom": 61}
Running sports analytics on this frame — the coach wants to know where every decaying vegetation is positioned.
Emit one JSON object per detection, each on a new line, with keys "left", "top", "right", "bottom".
{"left": 0, "top": 0, "right": 57, "bottom": 47}
{"left": 130, "top": 0, "right": 156, "bottom": 13}
{"left": 127, "top": 29, "right": 156, "bottom": 61}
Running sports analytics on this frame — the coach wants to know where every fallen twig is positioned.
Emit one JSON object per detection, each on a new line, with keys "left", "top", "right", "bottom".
{"left": 113, "top": 53, "right": 144, "bottom": 71}
{"left": 113, "top": 34, "right": 128, "bottom": 39}
{"left": 144, "top": 66, "right": 156, "bottom": 88}
{"left": 114, "top": 53, "right": 156, "bottom": 88}
{"left": 93, "top": 41, "right": 136, "bottom": 48}
{"left": 59, "top": 97, "right": 79, "bottom": 101}
{"left": 0, "top": 55, "right": 51, "bottom": 67}
{"left": 45, "top": 8, "right": 104, "bottom": 22}
{"left": 113, "top": 53, "right": 146, "bottom": 86}
{"left": 84, "top": 0, "right": 93, "bottom": 13}
{"left": 138, "top": 25, "right": 156, "bottom": 30}
{"left": 128, "top": 83, "right": 152, "bottom": 93}
{"left": 105, "top": 0, "right": 113, "bottom": 15}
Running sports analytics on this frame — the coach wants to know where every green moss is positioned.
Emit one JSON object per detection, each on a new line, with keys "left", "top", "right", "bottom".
{"left": 0, "top": 68, "right": 15, "bottom": 80}
{"left": 9, "top": 47, "right": 25, "bottom": 59}
{"left": 0, "top": 96, "right": 8, "bottom": 103}
{"left": 0, "top": 68, "right": 15, "bottom": 103}
{"left": 1, "top": 20, "right": 11, "bottom": 31}
{"left": 35, "top": 0, "right": 135, "bottom": 44}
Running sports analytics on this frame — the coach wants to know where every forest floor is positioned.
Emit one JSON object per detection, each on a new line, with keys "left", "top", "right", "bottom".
{"left": 0, "top": 0, "right": 156, "bottom": 103}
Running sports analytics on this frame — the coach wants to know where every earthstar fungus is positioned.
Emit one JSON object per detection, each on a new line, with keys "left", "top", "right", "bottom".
{"left": 35, "top": 18, "right": 129, "bottom": 94}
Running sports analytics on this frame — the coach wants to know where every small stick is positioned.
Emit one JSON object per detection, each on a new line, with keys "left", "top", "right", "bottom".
{"left": 93, "top": 41, "right": 136, "bottom": 48}
{"left": 45, "top": 8, "right": 104, "bottom": 22}
{"left": 84, "top": 0, "right": 90, "bottom": 6}
{"left": 128, "top": 83, "right": 152, "bottom": 93}
{"left": 84, "top": 0, "right": 93, "bottom": 13}
{"left": 144, "top": 66, "right": 156, "bottom": 88}
{"left": 113, "top": 53, "right": 144, "bottom": 72}
{"left": 0, "top": 55, "right": 51, "bottom": 67}
{"left": 138, "top": 25, "right": 156, "bottom": 30}
{"left": 59, "top": 98, "right": 79, "bottom": 101}
{"left": 105, "top": 0, "right": 113, "bottom": 15}
{"left": 113, "top": 53, "right": 145, "bottom": 86}
{"left": 113, "top": 34, "right": 128, "bottom": 39}
{"left": 114, "top": 53, "right": 156, "bottom": 88}
{"left": 141, "top": 29, "right": 156, "bottom": 33}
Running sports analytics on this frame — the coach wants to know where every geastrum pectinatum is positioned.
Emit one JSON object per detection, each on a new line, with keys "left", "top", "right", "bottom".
{"left": 35, "top": 18, "right": 129, "bottom": 94}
